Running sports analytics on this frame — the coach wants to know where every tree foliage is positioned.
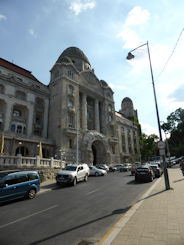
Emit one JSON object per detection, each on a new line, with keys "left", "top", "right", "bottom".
{"left": 141, "top": 133, "right": 159, "bottom": 161}
{"left": 161, "top": 108, "right": 184, "bottom": 157}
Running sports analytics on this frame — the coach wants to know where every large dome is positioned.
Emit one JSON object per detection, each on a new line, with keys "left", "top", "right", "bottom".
{"left": 56, "top": 47, "right": 91, "bottom": 65}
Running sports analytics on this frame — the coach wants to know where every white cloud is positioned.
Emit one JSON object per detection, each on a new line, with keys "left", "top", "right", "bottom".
{"left": 141, "top": 122, "right": 159, "bottom": 136}
{"left": 108, "top": 83, "right": 127, "bottom": 90}
{"left": 0, "top": 14, "right": 7, "bottom": 21}
{"left": 117, "top": 6, "right": 150, "bottom": 49}
{"left": 124, "top": 6, "right": 150, "bottom": 27}
{"left": 69, "top": 0, "right": 96, "bottom": 15}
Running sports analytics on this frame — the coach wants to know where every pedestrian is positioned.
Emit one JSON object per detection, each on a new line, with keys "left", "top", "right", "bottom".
{"left": 180, "top": 160, "right": 184, "bottom": 176}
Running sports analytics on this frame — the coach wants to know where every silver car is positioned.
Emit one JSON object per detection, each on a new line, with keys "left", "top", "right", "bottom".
{"left": 89, "top": 166, "right": 107, "bottom": 176}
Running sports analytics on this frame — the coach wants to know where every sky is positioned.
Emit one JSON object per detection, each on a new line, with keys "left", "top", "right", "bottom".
{"left": 1, "top": 0, "right": 184, "bottom": 137}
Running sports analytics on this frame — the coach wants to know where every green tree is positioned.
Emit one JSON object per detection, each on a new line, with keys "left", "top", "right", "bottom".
{"left": 161, "top": 108, "right": 184, "bottom": 157}
{"left": 141, "top": 133, "right": 159, "bottom": 161}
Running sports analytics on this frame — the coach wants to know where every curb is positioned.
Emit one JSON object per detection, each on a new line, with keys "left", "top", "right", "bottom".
{"left": 98, "top": 177, "right": 162, "bottom": 245}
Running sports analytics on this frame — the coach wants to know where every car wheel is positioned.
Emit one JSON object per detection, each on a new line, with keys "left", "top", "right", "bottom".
{"left": 73, "top": 177, "right": 77, "bottom": 186}
{"left": 95, "top": 172, "right": 98, "bottom": 176}
{"left": 84, "top": 174, "right": 88, "bottom": 182}
{"left": 120, "top": 169, "right": 123, "bottom": 172}
{"left": 149, "top": 176, "right": 153, "bottom": 182}
{"left": 135, "top": 177, "right": 137, "bottom": 182}
{"left": 28, "top": 189, "right": 36, "bottom": 199}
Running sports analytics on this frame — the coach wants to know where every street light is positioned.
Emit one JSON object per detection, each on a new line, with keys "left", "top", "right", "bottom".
{"left": 18, "top": 142, "right": 22, "bottom": 154}
{"left": 126, "top": 41, "right": 170, "bottom": 190}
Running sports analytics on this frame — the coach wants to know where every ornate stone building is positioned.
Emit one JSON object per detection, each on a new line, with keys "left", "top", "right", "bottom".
{"left": 0, "top": 47, "right": 140, "bottom": 165}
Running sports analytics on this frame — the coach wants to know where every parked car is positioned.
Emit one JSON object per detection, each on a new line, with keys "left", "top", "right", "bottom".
{"left": 89, "top": 166, "right": 107, "bottom": 176}
{"left": 96, "top": 164, "right": 109, "bottom": 171}
{"left": 109, "top": 164, "right": 125, "bottom": 172}
{"left": 0, "top": 171, "right": 40, "bottom": 203}
{"left": 120, "top": 163, "right": 132, "bottom": 172}
{"left": 56, "top": 163, "right": 89, "bottom": 186}
{"left": 131, "top": 163, "right": 141, "bottom": 175}
{"left": 150, "top": 164, "right": 163, "bottom": 177}
{"left": 135, "top": 165, "right": 155, "bottom": 182}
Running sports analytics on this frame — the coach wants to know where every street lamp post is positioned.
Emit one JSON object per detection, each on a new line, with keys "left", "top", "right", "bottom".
{"left": 127, "top": 41, "right": 170, "bottom": 190}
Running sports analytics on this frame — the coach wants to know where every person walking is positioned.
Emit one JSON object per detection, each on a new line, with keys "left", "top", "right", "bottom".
{"left": 180, "top": 160, "right": 184, "bottom": 176}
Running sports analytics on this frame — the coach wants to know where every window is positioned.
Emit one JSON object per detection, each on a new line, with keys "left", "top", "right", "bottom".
{"left": 68, "top": 70, "right": 73, "bottom": 78}
{"left": 0, "top": 122, "right": 3, "bottom": 131}
{"left": 11, "top": 124, "right": 16, "bottom": 132}
{"left": 112, "top": 145, "right": 115, "bottom": 154}
{"left": 13, "top": 109, "right": 21, "bottom": 117}
{"left": 28, "top": 173, "right": 38, "bottom": 180}
{"left": 69, "top": 139, "right": 73, "bottom": 149}
{"left": 108, "top": 114, "right": 113, "bottom": 122}
{"left": 68, "top": 99, "right": 74, "bottom": 108}
{"left": 108, "top": 104, "right": 112, "bottom": 112}
{"left": 68, "top": 114, "right": 74, "bottom": 128}
{"left": 17, "top": 125, "right": 22, "bottom": 134}
{"left": 68, "top": 85, "right": 73, "bottom": 95}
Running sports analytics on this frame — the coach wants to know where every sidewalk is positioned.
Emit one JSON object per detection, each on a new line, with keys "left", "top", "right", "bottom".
{"left": 39, "top": 178, "right": 57, "bottom": 194}
{"left": 99, "top": 167, "right": 184, "bottom": 245}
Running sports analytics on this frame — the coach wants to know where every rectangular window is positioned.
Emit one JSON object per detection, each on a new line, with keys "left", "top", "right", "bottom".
{"left": 68, "top": 85, "right": 73, "bottom": 95}
{"left": 69, "top": 139, "right": 73, "bottom": 149}
{"left": 68, "top": 114, "right": 74, "bottom": 128}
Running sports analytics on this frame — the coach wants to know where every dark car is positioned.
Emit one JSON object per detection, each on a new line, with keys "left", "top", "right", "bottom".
{"left": 0, "top": 171, "right": 40, "bottom": 203}
{"left": 109, "top": 164, "right": 125, "bottom": 172}
{"left": 135, "top": 165, "right": 155, "bottom": 182}
{"left": 150, "top": 164, "right": 163, "bottom": 177}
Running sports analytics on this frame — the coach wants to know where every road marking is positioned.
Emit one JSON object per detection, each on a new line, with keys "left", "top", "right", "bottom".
{"left": 86, "top": 188, "right": 101, "bottom": 196}
{"left": 0, "top": 204, "right": 58, "bottom": 229}
{"left": 98, "top": 178, "right": 162, "bottom": 245}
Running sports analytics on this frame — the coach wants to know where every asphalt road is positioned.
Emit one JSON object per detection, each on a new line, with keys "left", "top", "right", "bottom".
{"left": 0, "top": 171, "right": 156, "bottom": 245}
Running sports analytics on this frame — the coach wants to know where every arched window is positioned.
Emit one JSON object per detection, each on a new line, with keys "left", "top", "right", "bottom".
{"left": 17, "top": 125, "right": 22, "bottom": 133}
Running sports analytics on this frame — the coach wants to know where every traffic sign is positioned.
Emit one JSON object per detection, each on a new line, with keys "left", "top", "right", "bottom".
{"left": 157, "top": 141, "right": 166, "bottom": 149}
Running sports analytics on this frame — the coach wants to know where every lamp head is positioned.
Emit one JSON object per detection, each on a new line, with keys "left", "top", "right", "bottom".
{"left": 126, "top": 52, "right": 135, "bottom": 60}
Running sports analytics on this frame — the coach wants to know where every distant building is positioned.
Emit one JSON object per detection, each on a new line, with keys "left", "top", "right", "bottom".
{"left": 0, "top": 47, "right": 140, "bottom": 165}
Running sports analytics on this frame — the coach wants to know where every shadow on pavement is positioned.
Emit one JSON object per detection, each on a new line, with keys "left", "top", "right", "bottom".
{"left": 173, "top": 178, "right": 184, "bottom": 183}
{"left": 137, "top": 189, "right": 166, "bottom": 203}
{"left": 30, "top": 206, "right": 131, "bottom": 245}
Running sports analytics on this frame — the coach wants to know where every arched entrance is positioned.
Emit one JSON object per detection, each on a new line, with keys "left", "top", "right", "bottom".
{"left": 16, "top": 146, "right": 29, "bottom": 156}
{"left": 91, "top": 140, "right": 106, "bottom": 165}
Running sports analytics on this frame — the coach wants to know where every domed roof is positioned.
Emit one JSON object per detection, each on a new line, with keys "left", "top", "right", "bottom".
{"left": 56, "top": 47, "right": 91, "bottom": 65}
{"left": 122, "top": 97, "right": 132, "bottom": 103}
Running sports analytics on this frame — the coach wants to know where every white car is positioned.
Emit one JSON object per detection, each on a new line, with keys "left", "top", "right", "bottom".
{"left": 56, "top": 163, "right": 89, "bottom": 186}
{"left": 89, "top": 166, "right": 107, "bottom": 176}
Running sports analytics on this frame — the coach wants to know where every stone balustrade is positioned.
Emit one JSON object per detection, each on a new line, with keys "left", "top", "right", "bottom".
{"left": 0, "top": 155, "right": 62, "bottom": 169}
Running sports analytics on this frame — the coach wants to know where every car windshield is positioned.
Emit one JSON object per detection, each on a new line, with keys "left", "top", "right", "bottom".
{"left": 150, "top": 165, "right": 157, "bottom": 169}
{"left": 63, "top": 166, "right": 77, "bottom": 171}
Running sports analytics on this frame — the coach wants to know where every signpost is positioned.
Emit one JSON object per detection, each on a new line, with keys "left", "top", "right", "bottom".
{"left": 157, "top": 141, "right": 166, "bottom": 156}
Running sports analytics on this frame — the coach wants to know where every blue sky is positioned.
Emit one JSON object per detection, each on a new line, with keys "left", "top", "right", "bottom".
{"left": 1, "top": 0, "right": 184, "bottom": 136}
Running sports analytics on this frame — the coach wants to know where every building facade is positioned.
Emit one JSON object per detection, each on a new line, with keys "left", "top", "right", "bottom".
{"left": 0, "top": 47, "right": 140, "bottom": 165}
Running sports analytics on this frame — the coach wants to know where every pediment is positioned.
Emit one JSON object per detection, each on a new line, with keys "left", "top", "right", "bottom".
{"left": 80, "top": 71, "right": 101, "bottom": 90}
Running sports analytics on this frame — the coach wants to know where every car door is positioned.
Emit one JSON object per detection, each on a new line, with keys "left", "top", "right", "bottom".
{"left": 77, "top": 166, "right": 84, "bottom": 181}
{"left": 0, "top": 175, "right": 19, "bottom": 202}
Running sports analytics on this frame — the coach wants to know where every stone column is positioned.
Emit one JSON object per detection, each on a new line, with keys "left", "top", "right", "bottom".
{"left": 82, "top": 93, "right": 87, "bottom": 130}
{"left": 95, "top": 99, "right": 100, "bottom": 131}
{"left": 4, "top": 101, "right": 13, "bottom": 131}
{"left": 125, "top": 128, "right": 129, "bottom": 154}
{"left": 119, "top": 126, "right": 123, "bottom": 153}
{"left": 27, "top": 103, "right": 34, "bottom": 136}
{"left": 130, "top": 130, "right": 135, "bottom": 154}
{"left": 43, "top": 99, "right": 49, "bottom": 138}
